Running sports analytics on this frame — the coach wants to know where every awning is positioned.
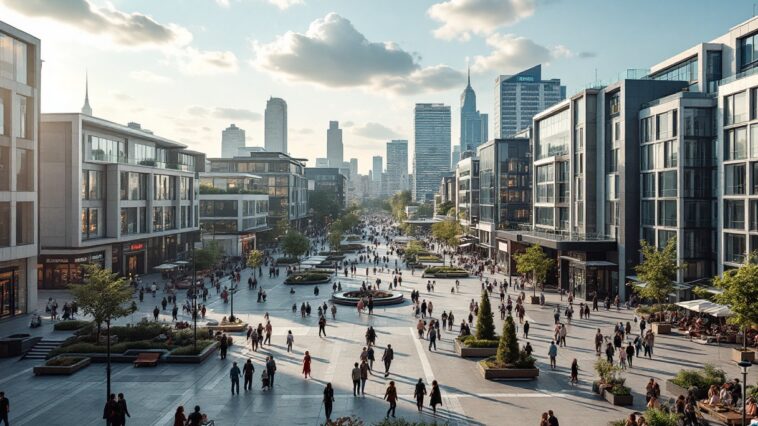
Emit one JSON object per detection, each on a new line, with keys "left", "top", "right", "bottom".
{"left": 174, "top": 260, "right": 190, "bottom": 265}
{"left": 675, "top": 299, "right": 733, "bottom": 317}
{"left": 632, "top": 281, "right": 688, "bottom": 291}
{"left": 560, "top": 256, "right": 617, "bottom": 267}
{"left": 459, "top": 243, "right": 473, "bottom": 248}
{"left": 154, "top": 263, "right": 177, "bottom": 271}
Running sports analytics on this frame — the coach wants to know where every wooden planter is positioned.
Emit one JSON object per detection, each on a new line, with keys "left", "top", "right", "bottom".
{"left": 477, "top": 362, "right": 539, "bottom": 380}
{"left": 33, "top": 357, "right": 91, "bottom": 376}
{"left": 207, "top": 322, "right": 248, "bottom": 333}
{"left": 732, "top": 348, "right": 756, "bottom": 363}
{"left": 601, "top": 388, "right": 634, "bottom": 406}
{"left": 454, "top": 339, "right": 498, "bottom": 358}
{"left": 652, "top": 323, "right": 671, "bottom": 335}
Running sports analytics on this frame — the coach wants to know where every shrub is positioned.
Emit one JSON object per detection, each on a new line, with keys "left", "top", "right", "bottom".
{"left": 475, "top": 291, "right": 495, "bottom": 340}
{"left": 457, "top": 335, "right": 499, "bottom": 348}
{"left": 109, "top": 322, "right": 168, "bottom": 342}
{"left": 170, "top": 340, "right": 215, "bottom": 356}
{"left": 46, "top": 356, "right": 87, "bottom": 366}
{"left": 514, "top": 349, "right": 536, "bottom": 368}
{"left": 496, "top": 316, "right": 519, "bottom": 365}
{"left": 643, "top": 408, "right": 680, "bottom": 426}
{"left": 53, "top": 320, "right": 92, "bottom": 331}
{"left": 276, "top": 257, "right": 299, "bottom": 264}
{"left": 671, "top": 364, "right": 726, "bottom": 390}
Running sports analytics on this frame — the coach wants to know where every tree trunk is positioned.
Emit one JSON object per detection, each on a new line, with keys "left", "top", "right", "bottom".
{"left": 744, "top": 324, "right": 748, "bottom": 352}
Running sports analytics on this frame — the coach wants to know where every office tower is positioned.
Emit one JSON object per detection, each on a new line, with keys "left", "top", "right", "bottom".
{"left": 221, "top": 124, "right": 246, "bottom": 158}
{"left": 326, "top": 121, "right": 343, "bottom": 167}
{"left": 0, "top": 22, "right": 39, "bottom": 319}
{"left": 455, "top": 157, "right": 479, "bottom": 227}
{"left": 305, "top": 168, "right": 347, "bottom": 208}
{"left": 315, "top": 158, "right": 329, "bottom": 168}
{"left": 372, "top": 156, "right": 383, "bottom": 181}
{"left": 494, "top": 65, "right": 565, "bottom": 138}
{"left": 460, "top": 68, "right": 487, "bottom": 153}
{"left": 451, "top": 145, "right": 461, "bottom": 169}
{"left": 349, "top": 158, "right": 358, "bottom": 180}
{"left": 413, "top": 103, "right": 451, "bottom": 202}
{"left": 265, "top": 97, "right": 287, "bottom": 153}
{"left": 386, "top": 140, "right": 408, "bottom": 195}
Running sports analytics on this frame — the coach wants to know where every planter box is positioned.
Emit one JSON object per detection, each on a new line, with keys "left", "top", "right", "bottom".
{"left": 530, "top": 296, "right": 541, "bottom": 305}
{"left": 33, "top": 357, "right": 91, "bottom": 376}
{"left": 454, "top": 339, "right": 498, "bottom": 358}
{"left": 652, "top": 323, "right": 671, "bottom": 335}
{"left": 664, "top": 379, "right": 704, "bottom": 399}
{"left": 732, "top": 348, "right": 756, "bottom": 363}
{"left": 477, "top": 362, "right": 539, "bottom": 380}
{"left": 207, "top": 322, "right": 248, "bottom": 333}
{"left": 601, "top": 388, "right": 634, "bottom": 406}
{"left": 0, "top": 335, "right": 41, "bottom": 357}
{"left": 164, "top": 342, "right": 218, "bottom": 364}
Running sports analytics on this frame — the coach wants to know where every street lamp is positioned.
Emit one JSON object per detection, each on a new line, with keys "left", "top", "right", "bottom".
{"left": 192, "top": 240, "right": 203, "bottom": 351}
{"left": 739, "top": 360, "right": 751, "bottom": 426}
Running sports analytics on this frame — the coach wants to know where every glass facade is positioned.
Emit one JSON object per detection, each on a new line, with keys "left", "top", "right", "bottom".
{"left": 536, "top": 108, "right": 570, "bottom": 160}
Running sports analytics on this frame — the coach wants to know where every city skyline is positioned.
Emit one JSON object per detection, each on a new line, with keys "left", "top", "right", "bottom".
{"left": 0, "top": 0, "right": 748, "bottom": 174}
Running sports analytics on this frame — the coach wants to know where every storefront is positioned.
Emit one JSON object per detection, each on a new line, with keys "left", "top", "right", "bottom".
{"left": 122, "top": 242, "right": 147, "bottom": 277}
{"left": 39, "top": 252, "right": 105, "bottom": 289}
{"left": 0, "top": 261, "right": 27, "bottom": 319}
{"left": 113, "top": 233, "right": 196, "bottom": 278}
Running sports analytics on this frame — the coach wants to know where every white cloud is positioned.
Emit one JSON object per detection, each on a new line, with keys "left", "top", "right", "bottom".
{"left": 215, "top": 0, "right": 230, "bottom": 7}
{"left": 352, "top": 122, "right": 401, "bottom": 140}
{"left": 471, "top": 33, "right": 569, "bottom": 73}
{"left": 427, "top": 0, "right": 536, "bottom": 41}
{"left": 174, "top": 47, "right": 239, "bottom": 75}
{"left": 186, "top": 106, "right": 261, "bottom": 121}
{"left": 267, "top": 0, "right": 303, "bottom": 10}
{"left": 130, "top": 70, "right": 172, "bottom": 83}
{"left": 253, "top": 13, "right": 460, "bottom": 95}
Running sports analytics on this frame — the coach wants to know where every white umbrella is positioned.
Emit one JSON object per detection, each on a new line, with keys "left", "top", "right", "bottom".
{"left": 702, "top": 304, "right": 733, "bottom": 318}
{"left": 174, "top": 260, "right": 190, "bottom": 265}
{"left": 154, "top": 263, "right": 177, "bottom": 271}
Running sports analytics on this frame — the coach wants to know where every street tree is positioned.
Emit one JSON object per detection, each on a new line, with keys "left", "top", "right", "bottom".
{"left": 475, "top": 291, "right": 496, "bottom": 340}
{"left": 514, "top": 244, "right": 555, "bottom": 297}
{"left": 281, "top": 230, "right": 310, "bottom": 261}
{"left": 69, "top": 265, "right": 135, "bottom": 340}
{"left": 246, "top": 249, "right": 264, "bottom": 270}
{"left": 634, "top": 237, "right": 683, "bottom": 312}
{"left": 714, "top": 252, "right": 758, "bottom": 351}
{"left": 431, "top": 219, "right": 462, "bottom": 265}
{"left": 194, "top": 241, "right": 222, "bottom": 271}
{"left": 496, "top": 316, "right": 519, "bottom": 365}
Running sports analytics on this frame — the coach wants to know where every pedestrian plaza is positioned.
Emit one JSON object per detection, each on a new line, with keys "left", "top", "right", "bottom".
{"left": 0, "top": 227, "right": 755, "bottom": 426}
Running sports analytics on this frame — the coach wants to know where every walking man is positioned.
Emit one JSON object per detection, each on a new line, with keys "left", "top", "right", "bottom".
{"left": 548, "top": 341, "right": 558, "bottom": 369}
{"left": 428, "top": 326, "right": 437, "bottom": 351}
{"left": 286, "top": 330, "right": 294, "bottom": 352}
{"left": 0, "top": 392, "right": 8, "bottom": 426}
{"left": 323, "top": 383, "right": 335, "bottom": 423}
{"left": 243, "top": 359, "right": 255, "bottom": 391}
{"left": 266, "top": 356, "right": 277, "bottom": 387}
{"left": 384, "top": 381, "right": 398, "bottom": 418}
{"left": 351, "top": 363, "right": 361, "bottom": 397}
{"left": 318, "top": 316, "right": 327, "bottom": 337}
{"left": 360, "top": 360, "right": 369, "bottom": 396}
{"left": 414, "top": 378, "right": 426, "bottom": 412}
{"left": 382, "top": 344, "right": 394, "bottom": 377}
{"left": 230, "top": 362, "right": 241, "bottom": 395}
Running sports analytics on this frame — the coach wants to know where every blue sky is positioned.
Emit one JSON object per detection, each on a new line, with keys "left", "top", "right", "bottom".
{"left": 0, "top": 0, "right": 750, "bottom": 173}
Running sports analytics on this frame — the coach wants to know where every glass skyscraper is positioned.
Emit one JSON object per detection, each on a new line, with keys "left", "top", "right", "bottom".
{"left": 494, "top": 65, "right": 565, "bottom": 138}
{"left": 413, "top": 103, "right": 451, "bottom": 202}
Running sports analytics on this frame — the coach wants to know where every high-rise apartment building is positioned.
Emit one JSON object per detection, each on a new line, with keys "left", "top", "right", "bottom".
{"left": 326, "top": 121, "right": 343, "bottom": 168}
{"left": 413, "top": 103, "right": 451, "bottom": 202}
{"left": 460, "top": 70, "right": 488, "bottom": 153}
{"left": 386, "top": 140, "right": 408, "bottom": 195}
{"left": 494, "top": 65, "right": 565, "bottom": 138}
{"left": 221, "top": 124, "right": 245, "bottom": 158}
{"left": 265, "top": 97, "right": 287, "bottom": 153}
{"left": 0, "top": 22, "right": 39, "bottom": 319}
{"left": 372, "top": 156, "right": 383, "bottom": 182}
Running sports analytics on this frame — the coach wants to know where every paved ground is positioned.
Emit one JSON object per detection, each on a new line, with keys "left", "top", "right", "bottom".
{"left": 0, "top": 231, "right": 755, "bottom": 425}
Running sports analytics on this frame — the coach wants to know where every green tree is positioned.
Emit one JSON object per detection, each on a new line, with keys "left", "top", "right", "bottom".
{"left": 431, "top": 219, "right": 461, "bottom": 264}
{"left": 415, "top": 203, "right": 434, "bottom": 218}
{"left": 341, "top": 212, "right": 360, "bottom": 231}
{"left": 69, "top": 265, "right": 135, "bottom": 340}
{"left": 246, "top": 249, "right": 264, "bottom": 270}
{"left": 403, "top": 240, "right": 424, "bottom": 260}
{"left": 281, "top": 230, "right": 310, "bottom": 261}
{"left": 514, "top": 244, "right": 555, "bottom": 296}
{"left": 475, "top": 291, "right": 496, "bottom": 340}
{"left": 274, "top": 219, "right": 290, "bottom": 239}
{"left": 328, "top": 228, "right": 343, "bottom": 251}
{"left": 634, "top": 237, "right": 683, "bottom": 310}
{"left": 496, "top": 315, "right": 519, "bottom": 365}
{"left": 436, "top": 200, "right": 454, "bottom": 216}
{"left": 714, "top": 252, "right": 758, "bottom": 351}
{"left": 308, "top": 190, "right": 341, "bottom": 225}
{"left": 389, "top": 191, "right": 411, "bottom": 221}
{"left": 194, "top": 241, "right": 222, "bottom": 271}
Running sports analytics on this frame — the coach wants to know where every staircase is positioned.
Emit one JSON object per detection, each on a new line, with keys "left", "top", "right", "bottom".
{"left": 22, "top": 338, "right": 66, "bottom": 360}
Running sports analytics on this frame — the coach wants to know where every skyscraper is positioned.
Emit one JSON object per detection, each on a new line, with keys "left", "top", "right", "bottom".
{"left": 413, "top": 103, "right": 451, "bottom": 202}
{"left": 386, "top": 140, "right": 408, "bottom": 195}
{"left": 451, "top": 145, "right": 461, "bottom": 169}
{"left": 494, "top": 64, "right": 565, "bottom": 138}
{"left": 265, "top": 97, "right": 287, "bottom": 153}
{"left": 460, "top": 68, "right": 487, "bottom": 153}
{"left": 326, "top": 121, "right": 343, "bottom": 167}
{"left": 349, "top": 158, "right": 358, "bottom": 181}
{"left": 372, "top": 156, "right": 383, "bottom": 181}
{"left": 221, "top": 124, "right": 246, "bottom": 158}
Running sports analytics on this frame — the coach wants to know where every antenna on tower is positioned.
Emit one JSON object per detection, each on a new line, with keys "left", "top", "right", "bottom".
{"left": 81, "top": 70, "right": 93, "bottom": 116}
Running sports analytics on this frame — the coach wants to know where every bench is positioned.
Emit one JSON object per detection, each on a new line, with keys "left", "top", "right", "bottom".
{"left": 133, "top": 352, "right": 160, "bottom": 367}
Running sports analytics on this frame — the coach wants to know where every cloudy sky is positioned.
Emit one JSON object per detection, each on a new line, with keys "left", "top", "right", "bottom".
{"left": 0, "top": 0, "right": 747, "bottom": 173}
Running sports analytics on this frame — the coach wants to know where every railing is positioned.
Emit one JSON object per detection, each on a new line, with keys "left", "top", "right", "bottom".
{"left": 719, "top": 66, "right": 758, "bottom": 87}
{"left": 87, "top": 153, "right": 195, "bottom": 172}
{"left": 504, "top": 223, "right": 616, "bottom": 242}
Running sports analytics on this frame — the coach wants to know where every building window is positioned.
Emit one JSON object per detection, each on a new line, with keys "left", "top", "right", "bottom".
{"left": 664, "top": 140, "right": 678, "bottom": 168}
{"left": 725, "top": 91, "right": 748, "bottom": 125}
{"left": 87, "top": 136, "right": 126, "bottom": 163}
{"left": 658, "top": 171, "right": 677, "bottom": 197}
{"left": 121, "top": 208, "right": 138, "bottom": 235}
{"left": 725, "top": 164, "right": 746, "bottom": 195}
{"left": 14, "top": 95, "right": 28, "bottom": 139}
{"left": 0, "top": 202, "right": 8, "bottom": 247}
{"left": 154, "top": 175, "right": 176, "bottom": 200}
{"left": 751, "top": 200, "right": 758, "bottom": 231}
{"left": 641, "top": 200, "right": 655, "bottom": 226}
{"left": 200, "top": 200, "right": 237, "bottom": 217}
{"left": 0, "top": 35, "right": 28, "bottom": 84}
{"left": 535, "top": 207, "right": 553, "bottom": 227}
{"left": 81, "top": 207, "right": 101, "bottom": 239}
{"left": 725, "top": 127, "right": 748, "bottom": 160}
{"left": 132, "top": 143, "right": 157, "bottom": 166}
{"left": 180, "top": 177, "right": 192, "bottom": 200}
{"left": 739, "top": 32, "right": 758, "bottom": 71}
{"left": 641, "top": 117, "right": 654, "bottom": 143}
{"left": 658, "top": 230, "right": 676, "bottom": 250}
{"left": 119, "top": 172, "right": 147, "bottom": 201}
{"left": 724, "top": 200, "right": 745, "bottom": 230}
{"left": 657, "top": 200, "right": 676, "bottom": 227}
{"left": 724, "top": 233, "right": 746, "bottom": 264}
{"left": 81, "top": 170, "right": 103, "bottom": 200}
{"left": 0, "top": 146, "right": 9, "bottom": 191}
{"left": 16, "top": 202, "right": 33, "bottom": 245}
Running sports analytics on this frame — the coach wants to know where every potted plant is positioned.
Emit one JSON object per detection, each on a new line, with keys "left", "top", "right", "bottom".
{"left": 633, "top": 238, "right": 684, "bottom": 335}
{"left": 666, "top": 364, "right": 725, "bottom": 399}
{"left": 478, "top": 316, "right": 538, "bottom": 380}
{"left": 594, "top": 359, "right": 633, "bottom": 406}
{"left": 514, "top": 244, "right": 554, "bottom": 304}
{"left": 456, "top": 292, "right": 499, "bottom": 357}
{"left": 713, "top": 252, "right": 758, "bottom": 363}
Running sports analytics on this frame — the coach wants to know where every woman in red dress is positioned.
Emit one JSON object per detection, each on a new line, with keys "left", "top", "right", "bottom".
{"left": 303, "top": 350, "right": 312, "bottom": 379}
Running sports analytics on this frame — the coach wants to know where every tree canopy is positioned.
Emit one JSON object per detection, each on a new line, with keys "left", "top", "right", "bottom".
{"left": 194, "top": 241, "right": 222, "bottom": 271}
{"left": 436, "top": 200, "right": 455, "bottom": 216}
{"left": 496, "top": 316, "right": 519, "bottom": 365}
{"left": 415, "top": 203, "right": 434, "bottom": 218}
{"left": 69, "top": 265, "right": 135, "bottom": 338}
{"left": 246, "top": 249, "right": 264, "bottom": 269}
{"left": 308, "top": 190, "right": 342, "bottom": 225}
{"left": 281, "top": 230, "right": 310, "bottom": 260}
{"left": 431, "top": 219, "right": 461, "bottom": 247}
{"left": 475, "top": 291, "right": 496, "bottom": 340}
{"left": 714, "top": 252, "right": 758, "bottom": 350}
{"left": 634, "top": 237, "right": 683, "bottom": 307}
{"left": 389, "top": 191, "right": 411, "bottom": 220}
{"left": 514, "top": 244, "right": 554, "bottom": 295}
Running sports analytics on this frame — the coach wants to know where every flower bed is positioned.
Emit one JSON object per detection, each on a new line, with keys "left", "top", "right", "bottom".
{"left": 332, "top": 289, "right": 404, "bottom": 306}
{"left": 422, "top": 266, "right": 469, "bottom": 278}
{"left": 33, "top": 356, "right": 91, "bottom": 376}
{"left": 339, "top": 243, "right": 364, "bottom": 252}
{"left": 478, "top": 357, "right": 539, "bottom": 380}
{"left": 417, "top": 255, "right": 443, "bottom": 263}
{"left": 284, "top": 272, "right": 331, "bottom": 285}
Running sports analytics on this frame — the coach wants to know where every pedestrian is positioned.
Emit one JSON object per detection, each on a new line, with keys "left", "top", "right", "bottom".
{"left": 286, "top": 330, "right": 294, "bottom": 352}
{"left": 367, "top": 345, "right": 375, "bottom": 372}
{"left": 173, "top": 406, "right": 186, "bottom": 426}
{"left": 428, "top": 326, "right": 437, "bottom": 351}
{"left": 548, "top": 410, "right": 559, "bottom": 426}
{"left": 186, "top": 406, "right": 203, "bottom": 426}
{"left": 230, "top": 362, "right": 241, "bottom": 395}
{"left": 414, "top": 378, "right": 426, "bottom": 412}
{"left": 103, "top": 393, "right": 117, "bottom": 426}
{"left": 360, "top": 360, "right": 369, "bottom": 395}
{"left": 382, "top": 344, "right": 394, "bottom": 377}
{"left": 0, "top": 392, "right": 8, "bottom": 426}
{"left": 548, "top": 341, "right": 558, "bottom": 369}
{"left": 429, "top": 380, "right": 442, "bottom": 415}
{"left": 243, "top": 359, "right": 255, "bottom": 391}
{"left": 153, "top": 306, "right": 159, "bottom": 321}
{"left": 323, "top": 383, "right": 335, "bottom": 423}
{"left": 115, "top": 393, "right": 130, "bottom": 426}
{"left": 570, "top": 359, "right": 579, "bottom": 385}
{"left": 266, "top": 356, "right": 277, "bottom": 387}
{"left": 318, "top": 316, "right": 327, "bottom": 337}
{"left": 384, "top": 381, "right": 398, "bottom": 418}
{"left": 351, "top": 362, "right": 361, "bottom": 396}
{"left": 523, "top": 320, "right": 530, "bottom": 339}
{"left": 219, "top": 334, "right": 228, "bottom": 359}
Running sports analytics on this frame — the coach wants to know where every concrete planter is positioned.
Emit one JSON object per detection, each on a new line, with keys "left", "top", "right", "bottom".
{"left": 33, "top": 357, "right": 91, "bottom": 376}
{"left": 0, "top": 335, "right": 41, "bottom": 357}
{"left": 601, "top": 388, "right": 634, "bottom": 406}
{"left": 651, "top": 323, "right": 671, "bottom": 335}
{"left": 207, "top": 322, "right": 248, "bottom": 333}
{"left": 164, "top": 342, "right": 218, "bottom": 364}
{"left": 530, "top": 296, "right": 541, "bottom": 305}
{"left": 732, "top": 348, "right": 756, "bottom": 363}
{"left": 477, "top": 362, "right": 539, "bottom": 380}
{"left": 454, "top": 339, "right": 498, "bottom": 358}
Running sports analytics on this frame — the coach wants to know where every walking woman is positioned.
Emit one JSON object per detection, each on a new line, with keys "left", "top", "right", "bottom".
{"left": 302, "top": 351, "right": 312, "bottom": 379}
{"left": 384, "top": 381, "right": 398, "bottom": 418}
{"left": 323, "top": 383, "right": 335, "bottom": 423}
{"left": 429, "top": 380, "right": 442, "bottom": 415}
{"left": 570, "top": 359, "right": 579, "bottom": 385}
{"left": 414, "top": 378, "right": 426, "bottom": 412}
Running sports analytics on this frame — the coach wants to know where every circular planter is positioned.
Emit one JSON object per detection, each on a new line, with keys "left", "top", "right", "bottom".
{"left": 284, "top": 275, "right": 331, "bottom": 285}
{"left": 331, "top": 290, "right": 404, "bottom": 306}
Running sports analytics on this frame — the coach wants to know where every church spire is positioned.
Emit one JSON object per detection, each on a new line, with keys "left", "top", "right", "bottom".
{"left": 81, "top": 71, "right": 92, "bottom": 116}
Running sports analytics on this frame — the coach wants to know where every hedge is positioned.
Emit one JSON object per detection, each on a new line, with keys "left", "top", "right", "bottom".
{"left": 53, "top": 320, "right": 92, "bottom": 331}
{"left": 458, "top": 335, "right": 499, "bottom": 348}
{"left": 170, "top": 340, "right": 215, "bottom": 356}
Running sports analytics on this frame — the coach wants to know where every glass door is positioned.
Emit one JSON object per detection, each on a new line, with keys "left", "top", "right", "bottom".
{"left": 0, "top": 269, "right": 17, "bottom": 318}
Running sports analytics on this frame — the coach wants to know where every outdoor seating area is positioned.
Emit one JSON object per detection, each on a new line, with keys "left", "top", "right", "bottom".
{"left": 672, "top": 300, "right": 741, "bottom": 344}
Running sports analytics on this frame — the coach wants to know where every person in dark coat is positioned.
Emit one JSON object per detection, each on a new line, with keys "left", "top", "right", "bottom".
{"left": 115, "top": 393, "right": 130, "bottom": 426}
{"left": 102, "top": 394, "right": 118, "bottom": 426}
{"left": 414, "top": 379, "right": 426, "bottom": 412}
{"left": 323, "top": 383, "right": 335, "bottom": 422}
{"left": 429, "top": 380, "right": 443, "bottom": 414}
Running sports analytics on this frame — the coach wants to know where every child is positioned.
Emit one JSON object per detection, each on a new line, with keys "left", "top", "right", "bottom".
{"left": 261, "top": 367, "right": 270, "bottom": 390}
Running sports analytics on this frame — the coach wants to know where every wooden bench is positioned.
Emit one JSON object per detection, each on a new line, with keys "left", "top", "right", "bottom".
{"left": 133, "top": 352, "right": 160, "bottom": 367}
{"left": 697, "top": 401, "right": 742, "bottom": 425}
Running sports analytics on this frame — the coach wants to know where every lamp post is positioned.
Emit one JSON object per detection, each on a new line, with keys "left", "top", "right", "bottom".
{"left": 739, "top": 360, "right": 751, "bottom": 426}
{"left": 106, "top": 318, "right": 111, "bottom": 400}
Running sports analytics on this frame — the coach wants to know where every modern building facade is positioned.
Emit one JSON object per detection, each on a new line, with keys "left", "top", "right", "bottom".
{"left": 413, "top": 103, "right": 451, "bottom": 202}
{"left": 221, "top": 124, "right": 245, "bottom": 158}
{"left": 305, "top": 167, "right": 347, "bottom": 208}
{"left": 372, "top": 156, "right": 383, "bottom": 182}
{"left": 315, "top": 158, "right": 329, "bottom": 168}
{"left": 264, "top": 97, "right": 287, "bottom": 154}
{"left": 460, "top": 70, "right": 488, "bottom": 154}
{"left": 207, "top": 152, "right": 308, "bottom": 231}
{"left": 326, "top": 121, "right": 343, "bottom": 168}
{"left": 494, "top": 65, "right": 565, "bottom": 138}
{"left": 386, "top": 139, "right": 408, "bottom": 195}
{"left": 455, "top": 157, "right": 479, "bottom": 228}
{"left": 39, "top": 114, "right": 205, "bottom": 289}
{"left": 451, "top": 145, "right": 461, "bottom": 169}
{"left": 199, "top": 173, "right": 268, "bottom": 257}
{"left": 0, "top": 22, "right": 40, "bottom": 318}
